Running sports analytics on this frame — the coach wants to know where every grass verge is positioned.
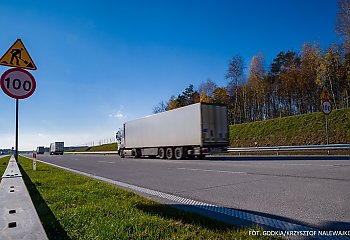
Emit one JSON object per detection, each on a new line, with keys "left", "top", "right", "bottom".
{"left": 67, "top": 143, "right": 117, "bottom": 152}
{"left": 0, "top": 155, "right": 10, "bottom": 175}
{"left": 230, "top": 108, "right": 350, "bottom": 147}
{"left": 17, "top": 156, "right": 277, "bottom": 240}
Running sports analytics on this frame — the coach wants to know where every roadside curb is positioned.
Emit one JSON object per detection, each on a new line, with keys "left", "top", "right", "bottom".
{"left": 0, "top": 156, "right": 48, "bottom": 240}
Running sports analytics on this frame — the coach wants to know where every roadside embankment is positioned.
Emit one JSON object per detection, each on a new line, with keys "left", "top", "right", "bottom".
{"left": 230, "top": 108, "right": 350, "bottom": 147}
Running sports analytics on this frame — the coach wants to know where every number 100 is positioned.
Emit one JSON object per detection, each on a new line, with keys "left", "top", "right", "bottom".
{"left": 4, "top": 77, "right": 32, "bottom": 91}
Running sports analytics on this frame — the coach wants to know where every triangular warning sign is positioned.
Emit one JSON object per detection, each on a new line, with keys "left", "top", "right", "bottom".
{"left": 0, "top": 39, "right": 37, "bottom": 70}
{"left": 320, "top": 88, "right": 331, "bottom": 101}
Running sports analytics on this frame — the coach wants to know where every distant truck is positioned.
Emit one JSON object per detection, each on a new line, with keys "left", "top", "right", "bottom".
{"left": 36, "top": 146, "right": 45, "bottom": 154}
{"left": 117, "top": 103, "right": 228, "bottom": 159}
{"left": 50, "top": 142, "right": 64, "bottom": 155}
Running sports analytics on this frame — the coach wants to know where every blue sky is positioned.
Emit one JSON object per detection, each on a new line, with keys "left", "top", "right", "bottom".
{"left": 0, "top": 0, "right": 340, "bottom": 150}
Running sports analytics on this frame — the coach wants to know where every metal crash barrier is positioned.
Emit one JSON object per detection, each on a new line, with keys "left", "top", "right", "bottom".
{"left": 0, "top": 155, "right": 48, "bottom": 240}
{"left": 227, "top": 144, "right": 350, "bottom": 155}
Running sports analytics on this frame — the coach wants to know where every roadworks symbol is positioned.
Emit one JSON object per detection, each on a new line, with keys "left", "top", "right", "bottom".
{"left": 0, "top": 39, "right": 37, "bottom": 70}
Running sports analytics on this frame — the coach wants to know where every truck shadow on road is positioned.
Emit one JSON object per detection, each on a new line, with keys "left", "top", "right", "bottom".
{"left": 19, "top": 165, "right": 70, "bottom": 240}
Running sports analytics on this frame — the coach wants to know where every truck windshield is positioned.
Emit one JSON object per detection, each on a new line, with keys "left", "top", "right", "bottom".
{"left": 116, "top": 130, "right": 122, "bottom": 142}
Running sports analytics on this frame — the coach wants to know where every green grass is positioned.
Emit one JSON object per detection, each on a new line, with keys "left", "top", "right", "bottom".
{"left": 87, "top": 142, "right": 117, "bottom": 151}
{"left": 16, "top": 155, "right": 276, "bottom": 240}
{"left": 67, "top": 143, "right": 117, "bottom": 152}
{"left": 0, "top": 156, "right": 10, "bottom": 175}
{"left": 230, "top": 108, "right": 350, "bottom": 147}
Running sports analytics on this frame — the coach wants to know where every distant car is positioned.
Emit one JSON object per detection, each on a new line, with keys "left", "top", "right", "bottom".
{"left": 36, "top": 146, "right": 45, "bottom": 154}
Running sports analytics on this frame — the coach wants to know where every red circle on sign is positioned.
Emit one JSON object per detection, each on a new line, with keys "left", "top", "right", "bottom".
{"left": 321, "top": 100, "right": 332, "bottom": 115}
{"left": 1, "top": 67, "right": 36, "bottom": 99}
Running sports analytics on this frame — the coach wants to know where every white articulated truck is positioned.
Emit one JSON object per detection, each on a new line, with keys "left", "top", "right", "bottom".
{"left": 117, "top": 102, "right": 228, "bottom": 159}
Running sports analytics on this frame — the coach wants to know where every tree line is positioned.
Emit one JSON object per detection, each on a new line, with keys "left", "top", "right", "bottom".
{"left": 153, "top": 0, "right": 350, "bottom": 125}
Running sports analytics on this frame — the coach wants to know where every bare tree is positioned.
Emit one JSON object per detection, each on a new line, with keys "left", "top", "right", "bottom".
{"left": 226, "top": 55, "right": 245, "bottom": 124}
{"left": 198, "top": 79, "right": 218, "bottom": 98}
{"left": 152, "top": 101, "right": 167, "bottom": 113}
{"left": 226, "top": 55, "right": 245, "bottom": 87}
{"left": 336, "top": 0, "right": 350, "bottom": 50}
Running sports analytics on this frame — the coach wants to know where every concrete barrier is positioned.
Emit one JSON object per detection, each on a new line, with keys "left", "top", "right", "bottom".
{"left": 0, "top": 155, "right": 48, "bottom": 240}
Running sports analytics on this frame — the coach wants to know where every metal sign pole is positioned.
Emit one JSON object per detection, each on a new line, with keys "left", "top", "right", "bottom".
{"left": 15, "top": 99, "right": 19, "bottom": 162}
{"left": 325, "top": 115, "right": 329, "bottom": 145}
{"left": 325, "top": 114, "right": 330, "bottom": 155}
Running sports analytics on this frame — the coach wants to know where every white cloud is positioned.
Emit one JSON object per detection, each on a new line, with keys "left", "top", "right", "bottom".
{"left": 109, "top": 111, "right": 126, "bottom": 119}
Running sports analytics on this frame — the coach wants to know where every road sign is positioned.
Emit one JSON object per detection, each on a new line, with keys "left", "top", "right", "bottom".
{"left": 321, "top": 100, "right": 332, "bottom": 115}
{"left": 0, "top": 68, "right": 36, "bottom": 99}
{"left": 320, "top": 88, "right": 331, "bottom": 101}
{"left": 0, "top": 39, "right": 37, "bottom": 70}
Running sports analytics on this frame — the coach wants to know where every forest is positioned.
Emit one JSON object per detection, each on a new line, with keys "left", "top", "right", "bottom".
{"left": 153, "top": 0, "right": 350, "bottom": 125}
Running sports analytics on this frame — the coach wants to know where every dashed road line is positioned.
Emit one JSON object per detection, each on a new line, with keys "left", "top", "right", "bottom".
{"left": 176, "top": 167, "right": 247, "bottom": 174}
{"left": 97, "top": 161, "right": 116, "bottom": 164}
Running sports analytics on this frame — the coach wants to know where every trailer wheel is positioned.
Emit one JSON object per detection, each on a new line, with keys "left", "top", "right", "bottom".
{"left": 174, "top": 147, "right": 183, "bottom": 160}
{"left": 158, "top": 148, "right": 166, "bottom": 159}
{"left": 166, "top": 147, "right": 174, "bottom": 159}
{"left": 133, "top": 149, "right": 141, "bottom": 158}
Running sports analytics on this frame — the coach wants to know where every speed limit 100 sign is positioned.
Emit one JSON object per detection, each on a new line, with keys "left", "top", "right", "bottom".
{"left": 1, "top": 67, "right": 36, "bottom": 99}
{"left": 321, "top": 100, "right": 332, "bottom": 115}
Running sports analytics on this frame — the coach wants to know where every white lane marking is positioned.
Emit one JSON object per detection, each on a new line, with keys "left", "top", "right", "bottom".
{"left": 97, "top": 161, "right": 115, "bottom": 164}
{"left": 260, "top": 163, "right": 335, "bottom": 167}
{"left": 176, "top": 167, "right": 247, "bottom": 174}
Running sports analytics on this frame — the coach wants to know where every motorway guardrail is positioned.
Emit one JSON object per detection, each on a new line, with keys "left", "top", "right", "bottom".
{"left": 227, "top": 144, "right": 350, "bottom": 155}
{"left": 0, "top": 156, "right": 48, "bottom": 240}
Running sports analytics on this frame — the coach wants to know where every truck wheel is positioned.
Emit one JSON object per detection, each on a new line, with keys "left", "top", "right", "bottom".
{"left": 166, "top": 148, "right": 174, "bottom": 159}
{"left": 174, "top": 147, "right": 183, "bottom": 160}
{"left": 120, "top": 149, "right": 125, "bottom": 158}
{"left": 158, "top": 148, "right": 166, "bottom": 159}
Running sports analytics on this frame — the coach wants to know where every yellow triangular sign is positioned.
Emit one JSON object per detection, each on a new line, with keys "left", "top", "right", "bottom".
{"left": 0, "top": 39, "right": 37, "bottom": 70}
{"left": 320, "top": 88, "right": 331, "bottom": 101}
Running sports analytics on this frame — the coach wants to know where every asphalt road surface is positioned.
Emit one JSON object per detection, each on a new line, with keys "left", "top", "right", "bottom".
{"left": 31, "top": 154, "right": 350, "bottom": 230}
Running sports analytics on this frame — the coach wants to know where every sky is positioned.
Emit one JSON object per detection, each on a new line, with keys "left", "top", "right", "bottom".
{"left": 0, "top": 0, "right": 340, "bottom": 150}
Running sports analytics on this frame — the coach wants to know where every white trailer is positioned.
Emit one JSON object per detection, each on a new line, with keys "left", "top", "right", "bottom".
{"left": 49, "top": 142, "right": 64, "bottom": 155}
{"left": 118, "top": 103, "right": 228, "bottom": 159}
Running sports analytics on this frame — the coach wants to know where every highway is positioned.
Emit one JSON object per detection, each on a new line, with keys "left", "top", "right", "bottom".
{"left": 30, "top": 153, "right": 350, "bottom": 231}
